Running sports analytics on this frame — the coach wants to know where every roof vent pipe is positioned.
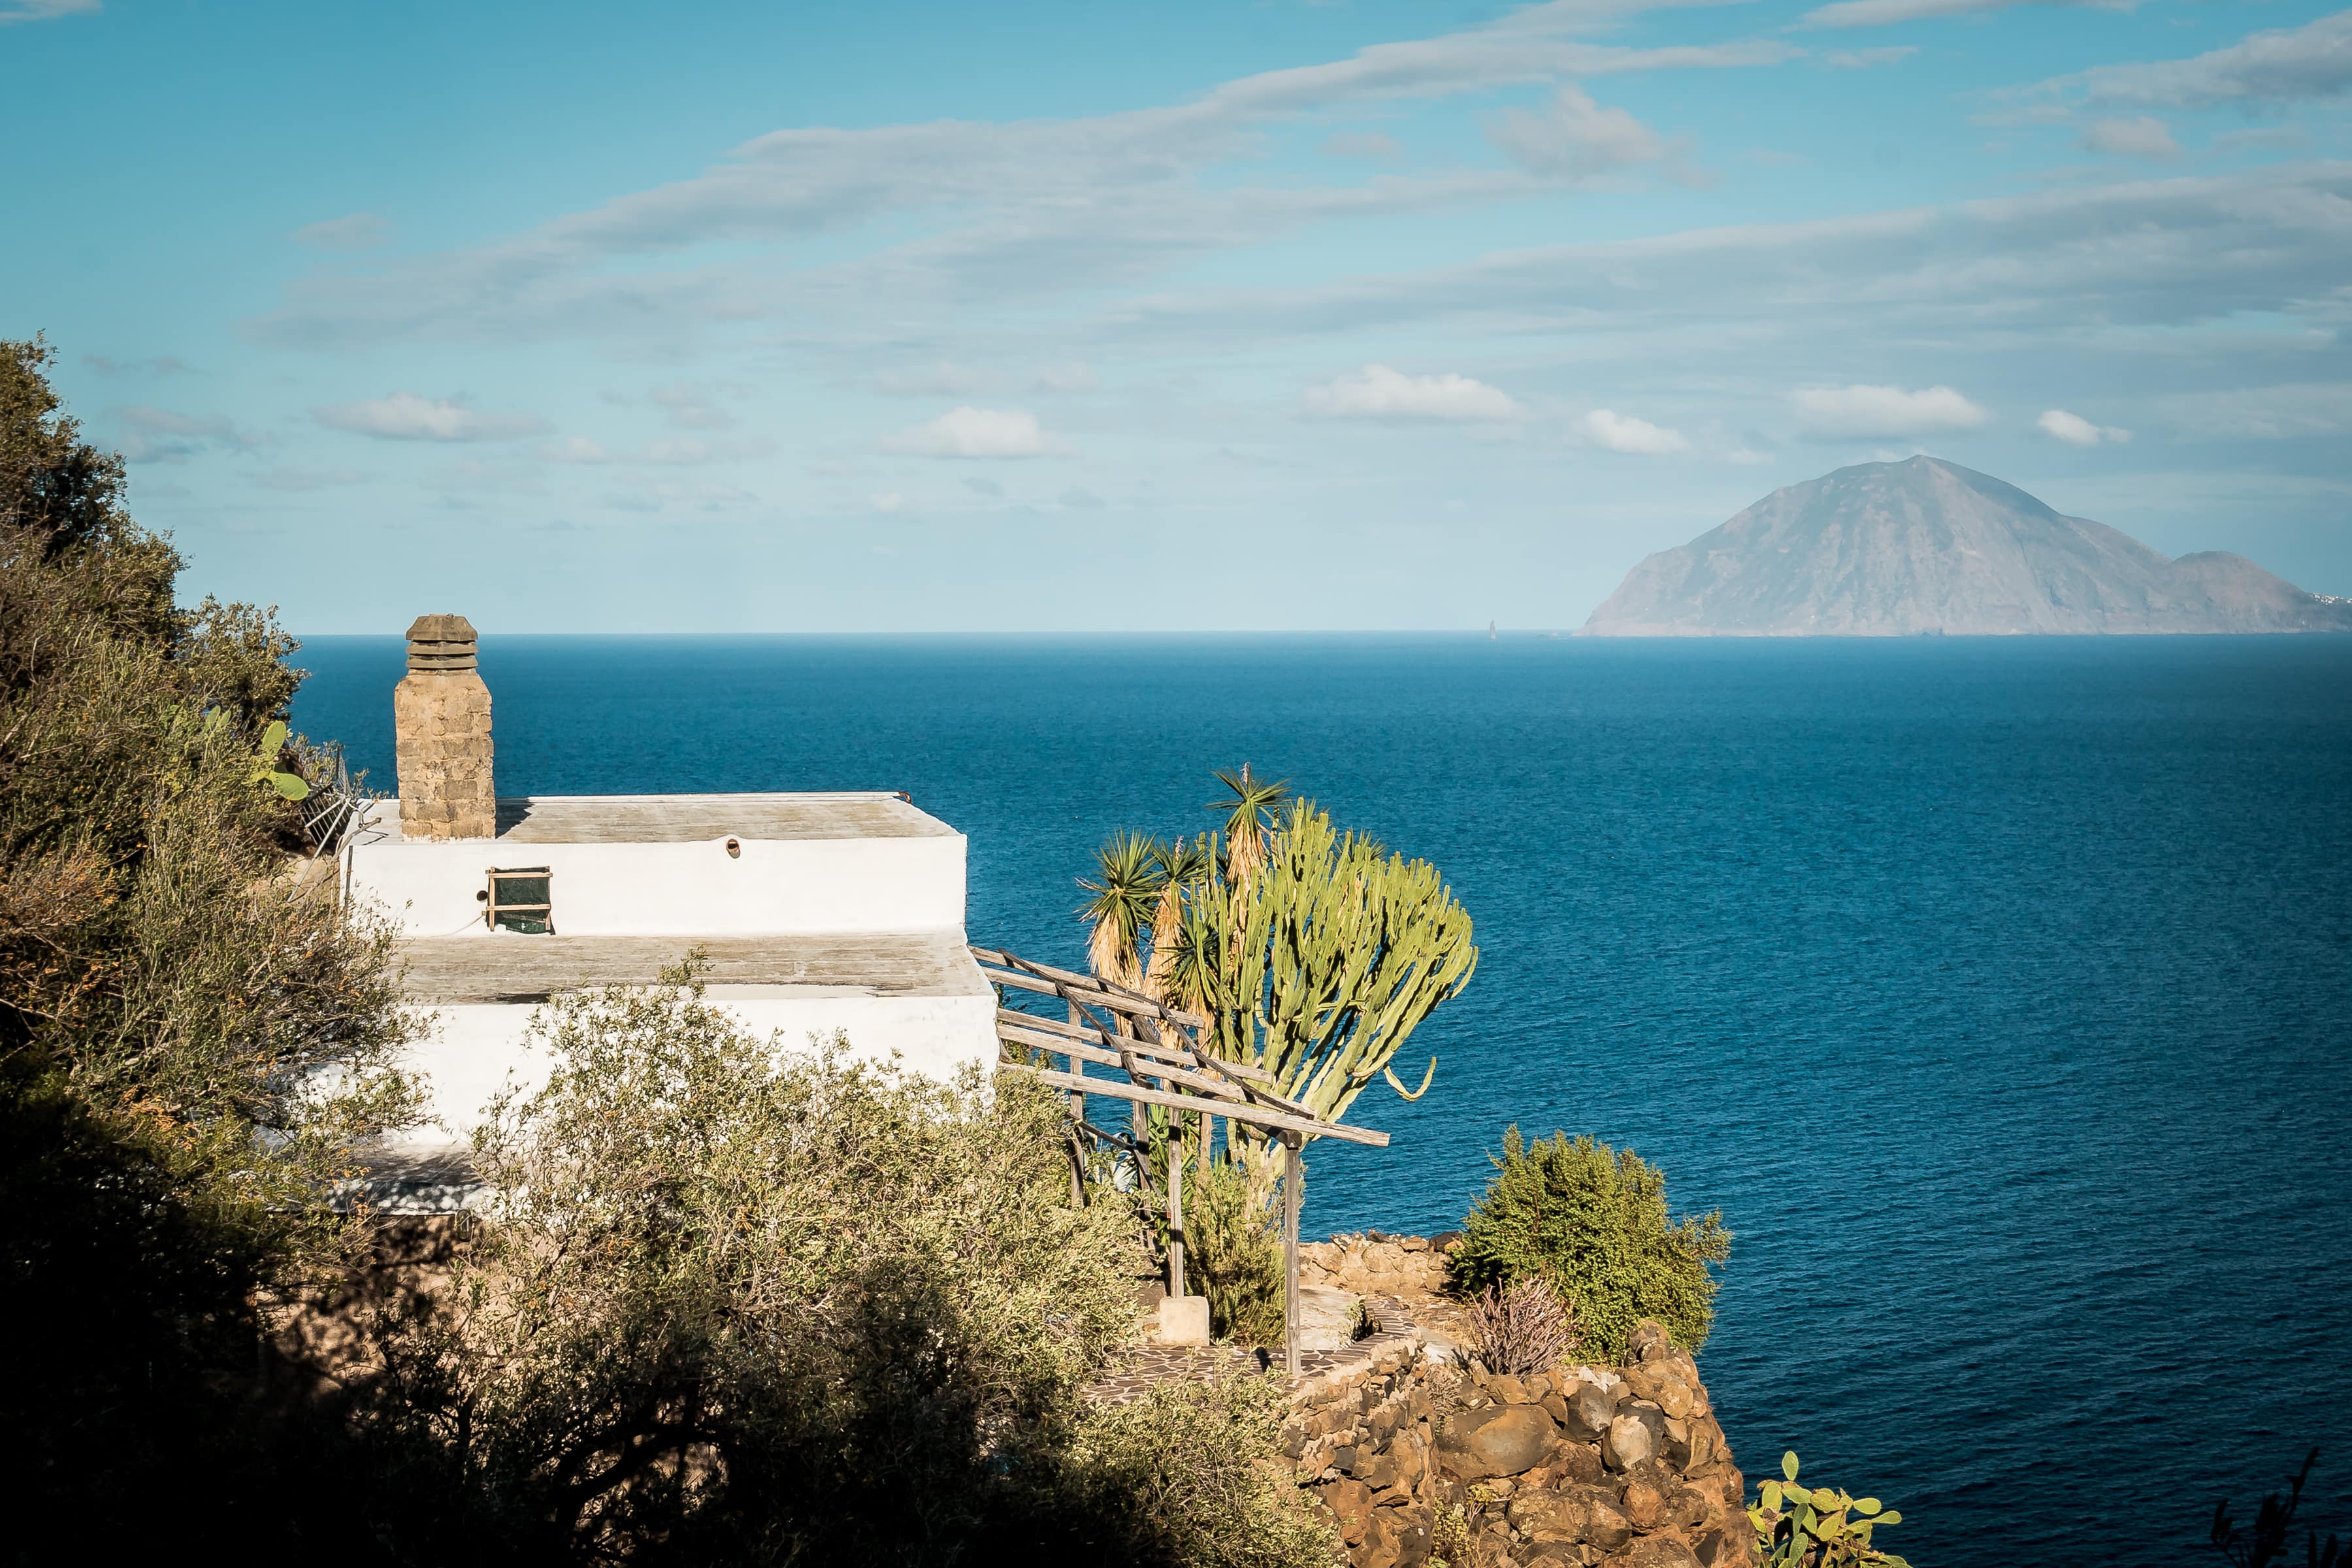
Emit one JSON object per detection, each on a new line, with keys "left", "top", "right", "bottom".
{"left": 394, "top": 613, "right": 495, "bottom": 841}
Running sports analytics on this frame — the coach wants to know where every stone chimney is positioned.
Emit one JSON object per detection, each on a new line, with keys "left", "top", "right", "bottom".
{"left": 394, "top": 613, "right": 495, "bottom": 840}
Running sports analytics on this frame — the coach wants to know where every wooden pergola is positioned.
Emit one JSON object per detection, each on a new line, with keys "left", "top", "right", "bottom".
{"left": 974, "top": 944, "right": 1389, "bottom": 1380}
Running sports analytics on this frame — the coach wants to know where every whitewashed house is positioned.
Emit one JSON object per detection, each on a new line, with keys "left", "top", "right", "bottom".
{"left": 345, "top": 615, "right": 998, "bottom": 1205}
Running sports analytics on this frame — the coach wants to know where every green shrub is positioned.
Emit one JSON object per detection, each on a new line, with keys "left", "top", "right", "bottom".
{"left": 1, "top": 335, "right": 421, "bottom": 1541}
{"left": 369, "top": 967, "right": 1339, "bottom": 1561}
{"left": 1450, "top": 1128, "right": 1730, "bottom": 1362}
{"left": 1058, "top": 1375, "right": 1341, "bottom": 1567}
{"left": 1186, "top": 1152, "right": 1288, "bottom": 1346}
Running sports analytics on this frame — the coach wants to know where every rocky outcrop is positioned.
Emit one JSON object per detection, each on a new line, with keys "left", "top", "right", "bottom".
{"left": 1580, "top": 455, "right": 2352, "bottom": 636}
{"left": 1281, "top": 1251, "right": 1752, "bottom": 1568}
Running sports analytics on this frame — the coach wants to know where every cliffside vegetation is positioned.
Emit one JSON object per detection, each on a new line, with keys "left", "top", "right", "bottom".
{"left": 0, "top": 335, "right": 421, "bottom": 1541}
{"left": 1451, "top": 1128, "right": 1731, "bottom": 1362}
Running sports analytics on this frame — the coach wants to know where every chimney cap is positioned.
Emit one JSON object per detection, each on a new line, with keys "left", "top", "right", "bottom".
{"left": 406, "top": 613, "right": 478, "bottom": 644}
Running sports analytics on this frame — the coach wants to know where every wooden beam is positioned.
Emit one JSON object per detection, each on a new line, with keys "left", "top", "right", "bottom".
{"left": 998, "top": 1007, "right": 1277, "bottom": 1087}
{"left": 998, "top": 1064, "right": 1389, "bottom": 1149}
{"left": 972, "top": 947, "right": 1210, "bottom": 1030}
{"left": 999, "top": 1022, "right": 1260, "bottom": 1106}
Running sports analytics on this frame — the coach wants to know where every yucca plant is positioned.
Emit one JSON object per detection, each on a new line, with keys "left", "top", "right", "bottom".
{"left": 1142, "top": 835, "right": 1210, "bottom": 1004}
{"left": 1209, "top": 764, "right": 1287, "bottom": 911}
{"left": 1075, "top": 830, "right": 1166, "bottom": 992}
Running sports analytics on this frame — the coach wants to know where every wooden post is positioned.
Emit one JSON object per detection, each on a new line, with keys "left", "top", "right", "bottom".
{"left": 1282, "top": 1131, "right": 1303, "bottom": 1382}
{"left": 1065, "top": 1003, "right": 1086, "bottom": 1205}
{"left": 1168, "top": 1112, "right": 1186, "bottom": 1299}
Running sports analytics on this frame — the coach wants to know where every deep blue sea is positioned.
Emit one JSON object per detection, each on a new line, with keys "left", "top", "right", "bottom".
{"left": 294, "top": 634, "right": 2352, "bottom": 1567}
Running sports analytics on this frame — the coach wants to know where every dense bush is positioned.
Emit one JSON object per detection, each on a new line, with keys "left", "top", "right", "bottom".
{"left": 1060, "top": 1375, "right": 1340, "bottom": 1567}
{"left": 0, "top": 336, "right": 419, "bottom": 1542}
{"left": 1183, "top": 1151, "right": 1290, "bottom": 1347}
{"left": 1450, "top": 1128, "right": 1730, "bottom": 1362}
{"left": 366, "top": 969, "right": 1331, "bottom": 1564}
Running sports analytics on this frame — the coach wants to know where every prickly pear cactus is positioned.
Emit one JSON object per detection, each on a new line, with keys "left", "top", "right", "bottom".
{"left": 1751, "top": 1451, "right": 1910, "bottom": 1567}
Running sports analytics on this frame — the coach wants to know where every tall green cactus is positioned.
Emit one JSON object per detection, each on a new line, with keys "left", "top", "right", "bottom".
{"left": 1194, "top": 796, "right": 1477, "bottom": 1130}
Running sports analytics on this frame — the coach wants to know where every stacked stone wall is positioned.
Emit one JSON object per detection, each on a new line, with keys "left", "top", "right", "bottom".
{"left": 1279, "top": 1235, "right": 1756, "bottom": 1568}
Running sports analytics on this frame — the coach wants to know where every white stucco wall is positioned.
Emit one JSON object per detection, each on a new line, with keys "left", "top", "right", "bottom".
{"left": 348, "top": 832, "right": 968, "bottom": 938}
{"left": 387, "top": 987, "right": 1000, "bottom": 1157}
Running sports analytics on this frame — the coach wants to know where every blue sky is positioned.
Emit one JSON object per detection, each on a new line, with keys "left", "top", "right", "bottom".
{"left": 5, "top": 0, "right": 2347, "bottom": 631}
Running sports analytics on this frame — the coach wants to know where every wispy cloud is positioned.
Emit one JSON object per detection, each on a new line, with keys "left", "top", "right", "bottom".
{"left": 2062, "top": 9, "right": 2352, "bottom": 111}
{"left": 0, "top": 0, "right": 98, "bottom": 24}
{"left": 1801, "top": 0, "right": 2127, "bottom": 30}
{"left": 242, "top": 5, "right": 1793, "bottom": 351}
{"left": 1792, "top": 384, "right": 1988, "bottom": 438}
{"left": 2038, "top": 409, "right": 2131, "bottom": 446}
{"left": 114, "top": 404, "right": 259, "bottom": 462}
{"left": 1823, "top": 46, "right": 1918, "bottom": 69}
{"left": 292, "top": 212, "right": 393, "bottom": 251}
{"left": 1303, "top": 364, "right": 1524, "bottom": 421}
{"left": 1489, "top": 87, "right": 1683, "bottom": 184}
{"left": 887, "top": 406, "right": 1064, "bottom": 457}
{"left": 313, "top": 392, "right": 547, "bottom": 442}
{"left": 2077, "top": 116, "right": 2180, "bottom": 161}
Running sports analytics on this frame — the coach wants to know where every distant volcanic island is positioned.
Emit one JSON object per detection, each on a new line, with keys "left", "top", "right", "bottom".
{"left": 1580, "top": 456, "right": 2352, "bottom": 636}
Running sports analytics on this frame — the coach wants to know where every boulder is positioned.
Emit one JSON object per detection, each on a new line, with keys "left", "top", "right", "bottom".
{"left": 1604, "top": 1413, "right": 1657, "bottom": 1472}
{"left": 1507, "top": 1485, "right": 1635, "bottom": 1550}
{"left": 1552, "top": 1441, "right": 1606, "bottom": 1486}
{"left": 1619, "top": 1535, "right": 1703, "bottom": 1568}
{"left": 1560, "top": 1377, "right": 1624, "bottom": 1441}
{"left": 1439, "top": 1403, "right": 1559, "bottom": 1480}
{"left": 1320, "top": 1478, "right": 1373, "bottom": 1546}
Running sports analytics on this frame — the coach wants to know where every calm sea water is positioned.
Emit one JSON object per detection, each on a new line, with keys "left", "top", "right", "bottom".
{"left": 294, "top": 634, "right": 2352, "bottom": 1565}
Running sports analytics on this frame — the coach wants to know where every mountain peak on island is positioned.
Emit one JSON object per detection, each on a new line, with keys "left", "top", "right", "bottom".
{"left": 1578, "top": 456, "right": 2352, "bottom": 636}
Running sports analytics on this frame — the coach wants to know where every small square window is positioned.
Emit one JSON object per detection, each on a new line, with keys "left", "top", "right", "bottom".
{"left": 485, "top": 866, "right": 553, "bottom": 934}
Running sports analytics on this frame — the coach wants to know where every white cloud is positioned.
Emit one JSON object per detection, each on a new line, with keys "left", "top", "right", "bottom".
{"left": 2078, "top": 116, "right": 2180, "bottom": 162}
{"left": 870, "top": 492, "right": 904, "bottom": 513}
{"left": 1574, "top": 408, "right": 1690, "bottom": 455}
{"left": 1303, "top": 364, "right": 1524, "bottom": 422}
{"left": 0, "top": 0, "right": 98, "bottom": 22}
{"left": 1792, "top": 384, "right": 1989, "bottom": 438}
{"left": 1489, "top": 88, "right": 1670, "bottom": 182}
{"left": 292, "top": 212, "right": 393, "bottom": 251}
{"left": 2038, "top": 409, "right": 2131, "bottom": 446}
{"left": 1824, "top": 46, "right": 1918, "bottom": 69}
{"left": 2066, "top": 10, "right": 2352, "bottom": 110}
{"left": 888, "top": 406, "right": 1062, "bottom": 458}
{"left": 1801, "top": 0, "right": 2123, "bottom": 29}
{"left": 1032, "top": 361, "right": 1099, "bottom": 393}
{"left": 314, "top": 393, "right": 547, "bottom": 442}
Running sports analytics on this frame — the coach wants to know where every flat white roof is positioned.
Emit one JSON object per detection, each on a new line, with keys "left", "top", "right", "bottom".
{"left": 489, "top": 791, "right": 955, "bottom": 843}
{"left": 397, "top": 929, "right": 989, "bottom": 1005}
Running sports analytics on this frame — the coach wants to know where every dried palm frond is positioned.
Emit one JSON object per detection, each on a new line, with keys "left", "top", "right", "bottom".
{"left": 1075, "top": 830, "right": 1166, "bottom": 990}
